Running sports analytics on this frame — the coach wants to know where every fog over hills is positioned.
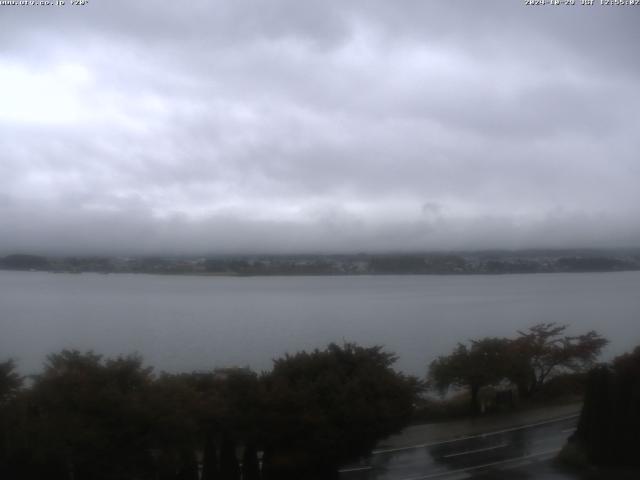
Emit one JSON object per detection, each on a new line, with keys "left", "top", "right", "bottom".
{"left": 1, "top": 1, "right": 639, "bottom": 255}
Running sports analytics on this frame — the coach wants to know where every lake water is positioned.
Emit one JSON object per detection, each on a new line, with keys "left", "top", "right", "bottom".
{"left": 1, "top": 271, "right": 639, "bottom": 376}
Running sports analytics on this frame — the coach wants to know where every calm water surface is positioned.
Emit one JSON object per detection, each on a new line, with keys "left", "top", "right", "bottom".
{"left": 1, "top": 271, "right": 639, "bottom": 375}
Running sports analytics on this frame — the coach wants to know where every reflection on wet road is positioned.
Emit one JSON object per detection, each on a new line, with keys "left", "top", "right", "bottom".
{"left": 339, "top": 415, "right": 578, "bottom": 480}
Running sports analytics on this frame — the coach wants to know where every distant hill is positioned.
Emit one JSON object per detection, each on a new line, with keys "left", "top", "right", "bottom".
{"left": 0, "top": 254, "right": 49, "bottom": 270}
{"left": 1, "top": 249, "right": 639, "bottom": 276}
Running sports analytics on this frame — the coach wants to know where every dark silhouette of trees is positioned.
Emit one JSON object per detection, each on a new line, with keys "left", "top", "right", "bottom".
{"left": 555, "top": 256, "right": 629, "bottom": 272}
{"left": 428, "top": 324, "right": 608, "bottom": 413}
{"left": 218, "top": 435, "right": 239, "bottom": 480}
{"left": 572, "top": 346, "right": 640, "bottom": 467}
{"left": 507, "top": 323, "right": 608, "bottom": 398}
{"left": 0, "top": 254, "right": 49, "bottom": 270}
{"left": 0, "top": 343, "right": 420, "bottom": 479}
{"left": 241, "top": 443, "right": 260, "bottom": 480}
{"left": 368, "top": 255, "right": 468, "bottom": 274}
{"left": 0, "top": 360, "right": 23, "bottom": 479}
{"left": 24, "top": 351, "right": 155, "bottom": 479}
{"left": 0, "top": 360, "right": 22, "bottom": 405}
{"left": 261, "top": 343, "right": 422, "bottom": 478}
{"left": 143, "top": 373, "right": 203, "bottom": 478}
{"left": 201, "top": 433, "right": 219, "bottom": 480}
{"left": 4, "top": 330, "right": 608, "bottom": 478}
{"left": 429, "top": 338, "right": 511, "bottom": 415}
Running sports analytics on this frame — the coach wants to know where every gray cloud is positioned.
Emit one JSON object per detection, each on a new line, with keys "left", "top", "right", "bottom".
{"left": 1, "top": 1, "right": 639, "bottom": 254}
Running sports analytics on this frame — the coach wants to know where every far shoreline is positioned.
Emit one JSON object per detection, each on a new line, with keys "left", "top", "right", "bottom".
{"left": 2, "top": 267, "right": 640, "bottom": 279}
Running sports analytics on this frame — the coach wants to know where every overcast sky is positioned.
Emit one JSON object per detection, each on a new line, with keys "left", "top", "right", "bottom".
{"left": 1, "top": 1, "right": 639, "bottom": 255}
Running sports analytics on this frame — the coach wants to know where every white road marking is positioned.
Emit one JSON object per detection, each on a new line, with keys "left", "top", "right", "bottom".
{"left": 372, "top": 414, "right": 579, "bottom": 455}
{"left": 399, "top": 448, "right": 561, "bottom": 480}
{"left": 338, "top": 466, "right": 373, "bottom": 473}
{"left": 442, "top": 442, "right": 509, "bottom": 459}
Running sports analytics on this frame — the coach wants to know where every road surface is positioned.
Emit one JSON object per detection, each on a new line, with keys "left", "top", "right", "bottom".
{"left": 339, "top": 414, "right": 580, "bottom": 480}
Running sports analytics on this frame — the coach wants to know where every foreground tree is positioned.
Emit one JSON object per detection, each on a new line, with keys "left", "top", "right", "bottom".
{"left": 0, "top": 359, "right": 23, "bottom": 478}
{"left": 508, "top": 323, "right": 608, "bottom": 398}
{"left": 429, "top": 338, "right": 511, "bottom": 415}
{"left": 571, "top": 345, "right": 640, "bottom": 467}
{"left": 428, "top": 324, "right": 608, "bottom": 412}
{"left": 2, "top": 343, "right": 421, "bottom": 479}
{"left": 19, "top": 350, "right": 156, "bottom": 480}
{"left": 0, "top": 359, "right": 22, "bottom": 405}
{"left": 261, "top": 343, "right": 421, "bottom": 479}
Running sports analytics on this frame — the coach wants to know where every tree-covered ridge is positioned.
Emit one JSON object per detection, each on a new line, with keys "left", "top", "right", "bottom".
{"left": 0, "top": 344, "right": 421, "bottom": 480}
{"left": 1, "top": 249, "right": 639, "bottom": 276}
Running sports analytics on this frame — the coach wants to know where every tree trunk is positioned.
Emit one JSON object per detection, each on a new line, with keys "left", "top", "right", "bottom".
{"left": 219, "top": 436, "right": 239, "bottom": 480}
{"left": 470, "top": 384, "right": 480, "bottom": 415}
{"left": 202, "top": 434, "right": 219, "bottom": 480}
{"left": 516, "top": 381, "right": 530, "bottom": 399}
{"left": 242, "top": 443, "right": 260, "bottom": 480}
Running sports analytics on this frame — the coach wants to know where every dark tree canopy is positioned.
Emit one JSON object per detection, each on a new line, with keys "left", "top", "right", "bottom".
{"left": 0, "top": 344, "right": 420, "bottom": 480}
{"left": 262, "top": 343, "right": 422, "bottom": 477}
{"left": 25, "top": 351, "right": 156, "bottom": 479}
{"left": 0, "top": 254, "right": 49, "bottom": 270}
{"left": 0, "top": 359, "right": 22, "bottom": 405}
{"left": 429, "top": 338, "right": 511, "bottom": 414}
{"left": 574, "top": 345, "right": 640, "bottom": 467}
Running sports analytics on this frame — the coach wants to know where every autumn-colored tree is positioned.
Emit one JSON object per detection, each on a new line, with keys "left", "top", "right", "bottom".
{"left": 508, "top": 323, "right": 608, "bottom": 398}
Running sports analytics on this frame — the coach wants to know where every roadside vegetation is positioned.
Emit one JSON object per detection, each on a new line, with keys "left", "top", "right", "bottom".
{"left": 0, "top": 344, "right": 420, "bottom": 480}
{"left": 559, "top": 345, "right": 640, "bottom": 470}
{"left": 0, "top": 323, "right": 619, "bottom": 479}
{"left": 426, "top": 323, "right": 607, "bottom": 417}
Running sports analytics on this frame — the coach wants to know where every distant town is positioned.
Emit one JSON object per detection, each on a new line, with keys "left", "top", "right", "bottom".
{"left": 1, "top": 249, "right": 640, "bottom": 276}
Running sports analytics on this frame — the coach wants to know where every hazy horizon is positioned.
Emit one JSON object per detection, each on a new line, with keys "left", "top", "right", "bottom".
{"left": 2, "top": 2, "right": 639, "bottom": 253}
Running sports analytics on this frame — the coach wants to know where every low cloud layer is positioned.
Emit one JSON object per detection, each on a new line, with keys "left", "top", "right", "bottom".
{"left": 1, "top": 1, "right": 639, "bottom": 254}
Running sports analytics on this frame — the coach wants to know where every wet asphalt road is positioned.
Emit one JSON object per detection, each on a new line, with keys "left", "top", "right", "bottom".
{"left": 339, "top": 415, "right": 579, "bottom": 480}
